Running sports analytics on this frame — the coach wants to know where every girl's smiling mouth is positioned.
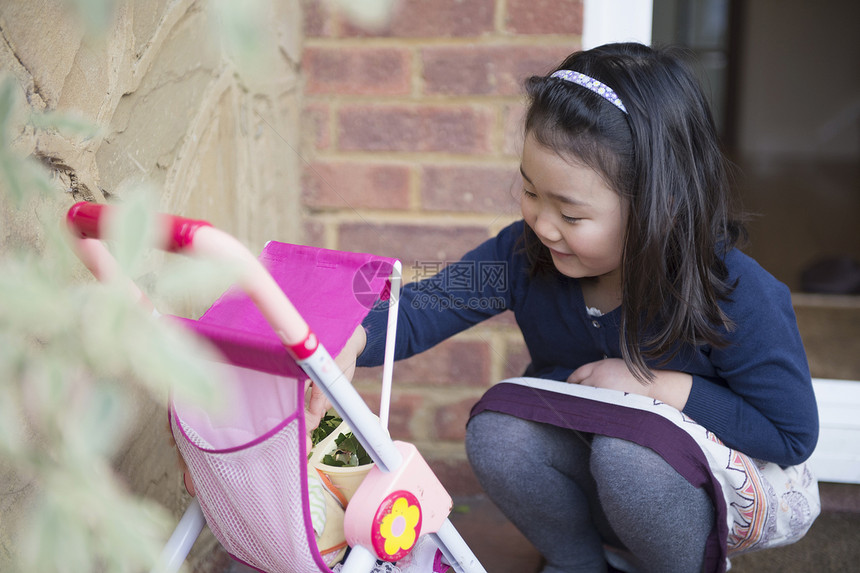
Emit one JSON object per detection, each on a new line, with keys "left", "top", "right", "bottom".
{"left": 547, "top": 246, "right": 573, "bottom": 258}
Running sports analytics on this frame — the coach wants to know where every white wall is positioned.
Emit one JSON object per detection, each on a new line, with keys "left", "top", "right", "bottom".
{"left": 582, "top": 0, "right": 653, "bottom": 49}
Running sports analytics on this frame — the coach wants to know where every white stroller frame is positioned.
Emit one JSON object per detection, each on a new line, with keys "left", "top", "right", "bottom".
{"left": 65, "top": 202, "right": 487, "bottom": 573}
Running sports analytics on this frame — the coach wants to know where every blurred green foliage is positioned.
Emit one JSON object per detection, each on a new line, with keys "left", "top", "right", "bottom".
{"left": 0, "top": 73, "right": 224, "bottom": 572}
{"left": 0, "top": 1, "right": 399, "bottom": 569}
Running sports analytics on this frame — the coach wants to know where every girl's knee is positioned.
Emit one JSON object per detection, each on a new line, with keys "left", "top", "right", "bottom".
{"left": 466, "top": 411, "right": 511, "bottom": 466}
{"left": 590, "top": 435, "right": 665, "bottom": 482}
{"left": 466, "top": 412, "right": 584, "bottom": 481}
{"left": 466, "top": 411, "right": 545, "bottom": 465}
{"left": 466, "top": 412, "right": 544, "bottom": 490}
{"left": 590, "top": 435, "right": 713, "bottom": 519}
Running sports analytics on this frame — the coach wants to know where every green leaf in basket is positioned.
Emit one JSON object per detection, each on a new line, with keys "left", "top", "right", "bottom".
{"left": 319, "top": 431, "right": 372, "bottom": 467}
{"left": 310, "top": 412, "right": 342, "bottom": 447}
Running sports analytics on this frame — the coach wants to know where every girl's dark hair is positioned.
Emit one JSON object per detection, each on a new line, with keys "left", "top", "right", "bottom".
{"left": 522, "top": 42, "right": 746, "bottom": 381}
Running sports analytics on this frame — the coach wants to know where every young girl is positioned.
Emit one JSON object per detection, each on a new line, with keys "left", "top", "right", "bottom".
{"left": 337, "top": 42, "right": 818, "bottom": 572}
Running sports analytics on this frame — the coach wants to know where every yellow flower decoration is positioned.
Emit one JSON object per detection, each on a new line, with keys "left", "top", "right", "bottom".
{"left": 379, "top": 495, "right": 421, "bottom": 557}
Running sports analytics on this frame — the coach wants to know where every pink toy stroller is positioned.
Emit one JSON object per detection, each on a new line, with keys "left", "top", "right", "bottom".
{"left": 66, "top": 202, "right": 487, "bottom": 573}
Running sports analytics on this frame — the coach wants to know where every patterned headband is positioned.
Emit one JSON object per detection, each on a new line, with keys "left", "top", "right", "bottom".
{"left": 550, "top": 70, "right": 628, "bottom": 114}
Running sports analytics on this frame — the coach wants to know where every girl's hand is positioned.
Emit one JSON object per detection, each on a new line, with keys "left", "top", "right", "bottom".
{"left": 567, "top": 358, "right": 692, "bottom": 411}
{"left": 333, "top": 324, "right": 366, "bottom": 386}
{"left": 567, "top": 358, "right": 645, "bottom": 393}
{"left": 305, "top": 325, "right": 367, "bottom": 448}
{"left": 305, "top": 379, "right": 331, "bottom": 435}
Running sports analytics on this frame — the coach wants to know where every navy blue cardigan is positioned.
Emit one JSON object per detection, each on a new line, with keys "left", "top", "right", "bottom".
{"left": 357, "top": 220, "right": 818, "bottom": 466}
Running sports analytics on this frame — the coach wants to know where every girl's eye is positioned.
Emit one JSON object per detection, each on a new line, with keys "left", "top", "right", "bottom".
{"left": 561, "top": 215, "right": 581, "bottom": 224}
{"left": 522, "top": 189, "right": 537, "bottom": 199}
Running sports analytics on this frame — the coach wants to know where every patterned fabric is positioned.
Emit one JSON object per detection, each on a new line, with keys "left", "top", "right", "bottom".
{"left": 550, "top": 70, "right": 628, "bottom": 114}
{"left": 307, "top": 475, "right": 328, "bottom": 537}
{"left": 471, "top": 378, "right": 821, "bottom": 573}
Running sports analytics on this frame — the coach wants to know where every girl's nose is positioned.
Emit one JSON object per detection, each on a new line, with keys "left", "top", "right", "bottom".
{"left": 533, "top": 210, "right": 562, "bottom": 243}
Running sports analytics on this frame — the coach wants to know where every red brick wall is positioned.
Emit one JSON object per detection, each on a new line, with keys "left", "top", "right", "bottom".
{"left": 300, "top": 0, "right": 584, "bottom": 494}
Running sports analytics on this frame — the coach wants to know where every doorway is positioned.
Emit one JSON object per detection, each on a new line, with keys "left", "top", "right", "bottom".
{"left": 653, "top": 0, "right": 860, "bottom": 291}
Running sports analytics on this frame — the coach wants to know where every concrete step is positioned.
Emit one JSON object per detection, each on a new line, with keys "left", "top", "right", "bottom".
{"left": 205, "top": 465, "right": 860, "bottom": 572}
{"left": 728, "top": 482, "right": 860, "bottom": 572}
{"left": 211, "top": 484, "right": 860, "bottom": 572}
{"left": 448, "top": 483, "right": 860, "bottom": 573}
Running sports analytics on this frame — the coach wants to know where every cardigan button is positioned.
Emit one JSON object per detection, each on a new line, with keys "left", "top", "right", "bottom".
{"left": 591, "top": 320, "right": 600, "bottom": 328}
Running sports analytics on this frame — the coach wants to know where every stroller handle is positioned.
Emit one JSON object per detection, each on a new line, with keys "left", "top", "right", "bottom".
{"left": 67, "top": 201, "right": 213, "bottom": 253}
{"left": 65, "top": 201, "right": 312, "bottom": 350}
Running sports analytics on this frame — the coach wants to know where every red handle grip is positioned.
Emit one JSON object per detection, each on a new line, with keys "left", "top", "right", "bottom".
{"left": 66, "top": 201, "right": 213, "bottom": 253}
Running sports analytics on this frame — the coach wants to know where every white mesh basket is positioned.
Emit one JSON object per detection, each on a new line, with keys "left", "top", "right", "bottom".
{"left": 171, "top": 363, "right": 331, "bottom": 573}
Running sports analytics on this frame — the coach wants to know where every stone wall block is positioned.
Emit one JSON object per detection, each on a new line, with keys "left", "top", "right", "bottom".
{"left": 505, "top": 0, "right": 584, "bottom": 35}
{"left": 354, "top": 390, "right": 424, "bottom": 441}
{"left": 337, "top": 221, "right": 491, "bottom": 264}
{"left": 420, "top": 163, "right": 520, "bottom": 215}
{"left": 337, "top": 104, "right": 494, "bottom": 154}
{"left": 303, "top": 160, "right": 411, "bottom": 211}
{"left": 421, "top": 45, "right": 571, "bottom": 96}
{"left": 501, "top": 337, "right": 532, "bottom": 380}
{"left": 370, "top": 0, "right": 497, "bottom": 38}
{"left": 304, "top": 0, "right": 496, "bottom": 39}
{"left": 433, "top": 397, "right": 480, "bottom": 441}
{"left": 372, "top": 338, "right": 493, "bottom": 388}
{"left": 0, "top": 1, "right": 84, "bottom": 109}
{"left": 96, "top": 4, "right": 223, "bottom": 195}
{"left": 303, "top": 46, "right": 411, "bottom": 96}
{"left": 503, "top": 102, "right": 528, "bottom": 157}
{"left": 302, "top": 101, "right": 331, "bottom": 151}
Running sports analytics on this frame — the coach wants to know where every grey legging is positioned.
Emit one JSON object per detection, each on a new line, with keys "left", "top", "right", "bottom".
{"left": 465, "top": 411, "right": 714, "bottom": 573}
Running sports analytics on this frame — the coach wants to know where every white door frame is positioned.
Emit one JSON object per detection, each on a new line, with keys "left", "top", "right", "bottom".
{"left": 582, "top": 0, "right": 654, "bottom": 49}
